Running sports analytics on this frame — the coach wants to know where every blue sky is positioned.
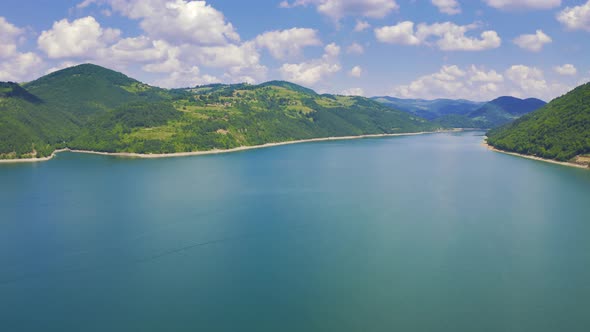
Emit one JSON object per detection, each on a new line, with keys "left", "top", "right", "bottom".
{"left": 1, "top": 0, "right": 590, "bottom": 101}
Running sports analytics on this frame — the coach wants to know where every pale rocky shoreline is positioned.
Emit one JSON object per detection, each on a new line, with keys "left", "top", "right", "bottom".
{"left": 0, "top": 130, "right": 456, "bottom": 164}
{"left": 483, "top": 139, "right": 589, "bottom": 170}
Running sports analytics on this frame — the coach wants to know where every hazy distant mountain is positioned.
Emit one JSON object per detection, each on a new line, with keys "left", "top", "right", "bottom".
{"left": 469, "top": 96, "right": 546, "bottom": 128}
{"left": 371, "top": 96, "right": 484, "bottom": 120}
{"left": 373, "top": 95, "right": 545, "bottom": 129}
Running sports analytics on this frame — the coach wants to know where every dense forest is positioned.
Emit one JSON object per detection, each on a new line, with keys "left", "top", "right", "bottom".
{"left": 0, "top": 64, "right": 439, "bottom": 159}
{"left": 487, "top": 82, "right": 590, "bottom": 165}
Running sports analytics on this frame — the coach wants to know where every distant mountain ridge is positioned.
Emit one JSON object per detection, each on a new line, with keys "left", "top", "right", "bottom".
{"left": 0, "top": 64, "right": 439, "bottom": 160}
{"left": 373, "top": 95, "right": 546, "bottom": 128}
{"left": 465, "top": 96, "right": 546, "bottom": 128}
{"left": 371, "top": 96, "right": 483, "bottom": 120}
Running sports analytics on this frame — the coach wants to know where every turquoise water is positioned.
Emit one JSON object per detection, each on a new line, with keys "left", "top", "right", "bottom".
{"left": 1, "top": 131, "right": 590, "bottom": 331}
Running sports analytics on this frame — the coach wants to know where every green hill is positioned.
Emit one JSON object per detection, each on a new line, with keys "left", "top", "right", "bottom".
{"left": 487, "top": 82, "right": 590, "bottom": 166}
{"left": 1, "top": 64, "right": 439, "bottom": 160}
{"left": 0, "top": 82, "right": 81, "bottom": 158}
{"left": 23, "top": 63, "right": 169, "bottom": 118}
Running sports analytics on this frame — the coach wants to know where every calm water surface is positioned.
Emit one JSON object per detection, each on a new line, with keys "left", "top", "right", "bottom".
{"left": 1, "top": 131, "right": 590, "bottom": 331}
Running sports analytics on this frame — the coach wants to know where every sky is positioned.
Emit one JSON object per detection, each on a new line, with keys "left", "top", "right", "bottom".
{"left": 1, "top": 0, "right": 590, "bottom": 101}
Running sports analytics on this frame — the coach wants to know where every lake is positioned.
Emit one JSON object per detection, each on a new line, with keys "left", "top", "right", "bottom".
{"left": 1, "top": 131, "right": 590, "bottom": 331}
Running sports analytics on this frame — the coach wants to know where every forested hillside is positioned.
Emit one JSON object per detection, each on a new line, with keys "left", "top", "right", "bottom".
{"left": 0, "top": 64, "right": 439, "bottom": 159}
{"left": 487, "top": 82, "right": 590, "bottom": 165}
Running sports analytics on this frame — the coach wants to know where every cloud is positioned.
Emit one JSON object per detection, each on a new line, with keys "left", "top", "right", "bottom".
{"left": 483, "top": 0, "right": 561, "bottom": 10}
{"left": 255, "top": 28, "right": 322, "bottom": 60}
{"left": 557, "top": 1, "right": 590, "bottom": 31}
{"left": 468, "top": 65, "right": 503, "bottom": 82}
{"left": 106, "top": 36, "right": 169, "bottom": 63}
{"left": 505, "top": 65, "right": 570, "bottom": 98}
{"left": 418, "top": 22, "right": 502, "bottom": 51}
{"left": 346, "top": 42, "right": 364, "bottom": 54}
{"left": 139, "top": 0, "right": 239, "bottom": 45}
{"left": 71, "top": 1, "right": 268, "bottom": 86}
{"left": 0, "top": 16, "right": 24, "bottom": 58}
{"left": 0, "top": 52, "right": 44, "bottom": 82}
{"left": 83, "top": 0, "right": 239, "bottom": 45}
{"left": 38, "top": 16, "right": 121, "bottom": 58}
{"left": 189, "top": 42, "right": 262, "bottom": 69}
{"left": 390, "top": 64, "right": 571, "bottom": 100}
{"left": 513, "top": 30, "right": 552, "bottom": 52}
{"left": 340, "top": 87, "right": 365, "bottom": 96}
{"left": 0, "top": 17, "right": 44, "bottom": 81}
{"left": 554, "top": 64, "right": 577, "bottom": 76}
{"left": 279, "top": 43, "right": 341, "bottom": 86}
{"left": 431, "top": 0, "right": 461, "bottom": 15}
{"left": 37, "top": 16, "right": 176, "bottom": 72}
{"left": 375, "top": 21, "right": 501, "bottom": 51}
{"left": 146, "top": 41, "right": 268, "bottom": 85}
{"left": 349, "top": 65, "right": 362, "bottom": 77}
{"left": 375, "top": 21, "right": 421, "bottom": 45}
{"left": 279, "top": 0, "right": 399, "bottom": 21}
{"left": 155, "top": 66, "right": 220, "bottom": 88}
{"left": 505, "top": 65, "right": 548, "bottom": 93}
{"left": 392, "top": 65, "right": 471, "bottom": 99}
{"left": 354, "top": 20, "right": 371, "bottom": 32}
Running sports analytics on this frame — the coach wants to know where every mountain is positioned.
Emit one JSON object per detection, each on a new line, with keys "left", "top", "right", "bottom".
{"left": 373, "top": 96, "right": 545, "bottom": 128}
{"left": 468, "top": 96, "right": 546, "bottom": 128}
{"left": 371, "top": 96, "right": 483, "bottom": 120}
{"left": 0, "top": 82, "right": 81, "bottom": 158}
{"left": 487, "top": 82, "right": 590, "bottom": 166}
{"left": 0, "top": 82, "right": 42, "bottom": 104}
{"left": 23, "top": 63, "right": 170, "bottom": 117}
{"left": 0, "top": 64, "right": 440, "bottom": 160}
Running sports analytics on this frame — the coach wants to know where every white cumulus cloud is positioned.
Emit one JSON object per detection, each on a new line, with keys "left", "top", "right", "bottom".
{"left": 390, "top": 64, "right": 571, "bottom": 100}
{"left": 0, "top": 52, "right": 44, "bottom": 82}
{"left": 557, "top": 1, "right": 590, "bottom": 31}
{"left": 431, "top": 0, "right": 461, "bottom": 15}
{"left": 354, "top": 20, "right": 371, "bottom": 32}
{"left": 375, "top": 21, "right": 421, "bottom": 45}
{"left": 340, "top": 87, "right": 365, "bottom": 96}
{"left": 484, "top": 0, "right": 561, "bottom": 10}
{"left": 80, "top": 0, "right": 239, "bottom": 45}
{"left": 0, "top": 16, "right": 24, "bottom": 58}
{"left": 554, "top": 64, "right": 577, "bottom": 76}
{"left": 513, "top": 30, "right": 552, "bottom": 52}
{"left": 0, "top": 17, "right": 44, "bottom": 81}
{"left": 346, "top": 42, "right": 364, "bottom": 54}
{"left": 505, "top": 65, "right": 548, "bottom": 94}
{"left": 279, "top": 0, "right": 398, "bottom": 21}
{"left": 349, "top": 65, "right": 362, "bottom": 77}
{"left": 375, "top": 21, "right": 501, "bottom": 51}
{"left": 255, "top": 28, "right": 322, "bottom": 60}
{"left": 38, "top": 16, "right": 121, "bottom": 58}
{"left": 279, "top": 43, "right": 341, "bottom": 86}
{"left": 72, "top": 0, "right": 268, "bottom": 86}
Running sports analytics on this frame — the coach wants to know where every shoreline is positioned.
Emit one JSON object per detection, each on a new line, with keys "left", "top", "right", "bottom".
{"left": 483, "top": 138, "right": 588, "bottom": 170}
{"left": 0, "top": 130, "right": 458, "bottom": 164}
